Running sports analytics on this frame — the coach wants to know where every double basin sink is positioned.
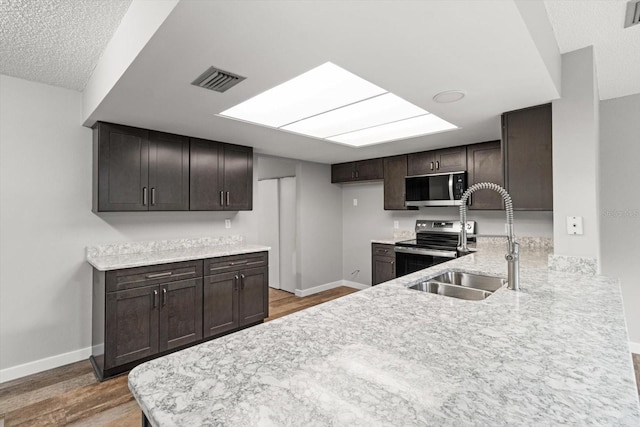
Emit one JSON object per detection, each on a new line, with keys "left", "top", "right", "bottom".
{"left": 409, "top": 271, "right": 507, "bottom": 301}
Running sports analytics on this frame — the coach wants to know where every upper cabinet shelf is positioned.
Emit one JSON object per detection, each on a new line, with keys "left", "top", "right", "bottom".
{"left": 92, "top": 122, "right": 253, "bottom": 212}
{"left": 407, "top": 146, "right": 467, "bottom": 176}
{"left": 331, "top": 158, "right": 384, "bottom": 183}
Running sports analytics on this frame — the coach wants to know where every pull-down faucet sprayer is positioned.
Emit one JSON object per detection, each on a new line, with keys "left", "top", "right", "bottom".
{"left": 457, "top": 182, "right": 520, "bottom": 291}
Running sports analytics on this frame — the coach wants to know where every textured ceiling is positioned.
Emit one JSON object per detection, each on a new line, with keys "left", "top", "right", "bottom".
{"left": 0, "top": 0, "right": 132, "bottom": 91}
{"left": 544, "top": 0, "right": 640, "bottom": 100}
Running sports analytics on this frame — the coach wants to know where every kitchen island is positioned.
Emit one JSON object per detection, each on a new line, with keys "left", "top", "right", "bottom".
{"left": 128, "top": 245, "right": 640, "bottom": 426}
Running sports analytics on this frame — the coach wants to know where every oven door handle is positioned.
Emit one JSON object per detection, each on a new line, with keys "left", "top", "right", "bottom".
{"left": 394, "top": 247, "right": 457, "bottom": 258}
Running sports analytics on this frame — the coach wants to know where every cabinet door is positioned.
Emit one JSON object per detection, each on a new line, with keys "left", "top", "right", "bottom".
{"left": 502, "top": 104, "right": 553, "bottom": 210}
{"left": 238, "top": 266, "right": 269, "bottom": 327}
{"left": 384, "top": 155, "right": 415, "bottom": 210}
{"left": 148, "top": 131, "right": 189, "bottom": 211}
{"left": 203, "top": 272, "right": 239, "bottom": 338}
{"left": 222, "top": 144, "right": 253, "bottom": 210}
{"left": 434, "top": 146, "right": 467, "bottom": 173}
{"left": 407, "top": 151, "right": 435, "bottom": 176}
{"left": 355, "top": 158, "right": 384, "bottom": 181}
{"left": 467, "top": 141, "right": 504, "bottom": 210}
{"left": 190, "top": 138, "right": 224, "bottom": 210}
{"left": 95, "top": 123, "right": 149, "bottom": 212}
{"left": 331, "top": 162, "right": 356, "bottom": 183}
{"left": 159, "top": 278, "right": 203, "bottom": 351}
{"left": 105, "top": 285, "right": 159, "bottom": 369}
{"left": 372, "top": 256, "right": 395, "bottom": 285}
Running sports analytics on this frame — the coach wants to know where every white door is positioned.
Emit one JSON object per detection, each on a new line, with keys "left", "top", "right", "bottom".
{"left": 278, "top": 177, "right": 297, "bottom": 293}
{"left": 257, "top": 179, "right": 280, "bottom": 289}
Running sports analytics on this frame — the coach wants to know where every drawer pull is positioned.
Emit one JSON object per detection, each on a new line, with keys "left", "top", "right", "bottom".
{"left": 146, "top": 272, "right": 173, "bottom": 279}
{"left": 230, "top": 260, "right": 248, "bottom": 266}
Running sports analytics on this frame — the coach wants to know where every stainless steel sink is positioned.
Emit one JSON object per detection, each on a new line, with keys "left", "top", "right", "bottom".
{"left": 408, "top": 271, "right": 507, "bottom": 301}
{"left": 409, "top": 281, "right": 492, "bottom": 301}
{"left": 428, "top": 271, "right": 507, "bottom": 292}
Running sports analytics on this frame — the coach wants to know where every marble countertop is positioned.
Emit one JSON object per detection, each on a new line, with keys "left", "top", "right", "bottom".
{"left": 87, "top": 243, "right": 270, "bottom": 271}
{"left": 128, "top": 246, "right": 640, "bottom": 426}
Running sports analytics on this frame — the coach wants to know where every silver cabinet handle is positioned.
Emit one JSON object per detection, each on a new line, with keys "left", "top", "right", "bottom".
{"left": 151, "top": 188, "right": 156, "bottom": 206}
{"left": 230, "top": 260, "right": 247, "bottom": 266}
{"left": 162, "top": 288, "right": 167, "bottom": 307}
{"left": 143, "top": 187, "right": 148, "bottom": 206}
{"left": 429, "top": 162, "right": 434, "bottom": 171}
{"left": 220, "top": 191, "right": 224, "bottom": 207}
{"left": 152, "top": 289, "right": 158, "bottom": 308}
{"left": 355, "top": 170, "right": 359, "bottom": 178}
{"left": 226, "top": 191, "right": 230, "bottom": 206}
{"left": 234, "top": 275, "right": 239, "bottom": 291}
{"left": 240, "top": 273, "right": 246, "bottom": 289}
{"left": 351, "top": 171, "right": 355, "bottom": 179}
{"left": 436, "top": 160, "right": 440, "bottom": 170}
{"left": 146, "top": 272, "right": 172, "bottom": 279}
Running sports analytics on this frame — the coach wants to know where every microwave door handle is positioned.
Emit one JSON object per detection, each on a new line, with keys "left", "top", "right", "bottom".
{"left": 448, "top": 174, "right": 454, "bottom": 200}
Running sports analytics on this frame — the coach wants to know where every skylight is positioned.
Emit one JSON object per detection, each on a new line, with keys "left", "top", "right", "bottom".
{"left": 218, "top": 62, "right": 458, "bottom": 147}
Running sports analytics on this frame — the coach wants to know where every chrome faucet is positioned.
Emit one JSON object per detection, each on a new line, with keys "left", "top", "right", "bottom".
{"left": 457, "top": 182, "right": 520, "bottom": 291}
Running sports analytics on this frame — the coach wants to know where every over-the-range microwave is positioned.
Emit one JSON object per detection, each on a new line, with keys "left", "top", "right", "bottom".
{"left": 405, "top": 171, "right": 467, "bottom": 207}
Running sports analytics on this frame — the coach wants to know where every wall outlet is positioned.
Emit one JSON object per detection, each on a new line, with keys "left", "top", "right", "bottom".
{"left": 225, "top": 219, "right": 231, "bottom": 229}
{"left": 394, "top": 220, "right": 399, "bottom": 230}
{"left": 566, "top": 216, "right": 583, "bottom": 235}
{"left": 353, "top": 198, "right": 358, "bottom": 206}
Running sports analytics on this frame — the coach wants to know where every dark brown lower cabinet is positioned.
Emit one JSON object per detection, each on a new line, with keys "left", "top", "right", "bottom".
{"left": 372, "top": 243, "right": 396, "bottom": 285}
{"left": 203, "top": 256, "right": 269, "bottom": 339}
{"left": 92, "top": 254, "right": 268, "bottom": 381}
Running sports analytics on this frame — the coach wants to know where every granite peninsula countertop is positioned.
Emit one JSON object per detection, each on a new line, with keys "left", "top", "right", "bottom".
{"left": 128, "top": 246, "right": 640, "bottom": 426}
{"left": 86, "top": 236, "right": 270, "bottom": 271}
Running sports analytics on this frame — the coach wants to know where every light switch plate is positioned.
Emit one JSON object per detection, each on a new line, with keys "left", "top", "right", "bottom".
{"left": 394, "top": 221, "right": 399, "bottom": 230}
{"left": 225, "top": 219, "right": 231, "bottom": 229}
{"left": 353, "top": 198, "right": 358, "bottom": 206}
{"left": 566, "top": 216, "right": 583, "bottom": 235}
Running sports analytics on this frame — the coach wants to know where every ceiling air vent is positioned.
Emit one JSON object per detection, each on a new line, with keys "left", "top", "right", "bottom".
{"left": 625, "top": 0, "right": 640, "bottom": 28}
{"left": 191, "top": 67, "right": 246, "bottom": 93}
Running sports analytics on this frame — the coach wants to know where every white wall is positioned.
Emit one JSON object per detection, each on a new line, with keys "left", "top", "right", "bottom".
{"left": 600, "top": 93, "right": 640, "bottom": 344}
{"left": 341, "top": 182, "right": 553, "bottom": 286}
{"left": 551, "top": 47, "right": 601, "bottom": 263}
{"left": 0, "top": 75, "right": 346, "bottom": 379}
{"left": 296, "top": 162, "right": 343, "bottom": 291}
{"left": 0, "top": 75, "right": 260, "bottom": 378}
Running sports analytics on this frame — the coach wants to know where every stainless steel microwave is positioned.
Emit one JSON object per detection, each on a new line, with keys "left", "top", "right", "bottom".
{"left": 405, "top": 171, "right": 467, "bottom": 207}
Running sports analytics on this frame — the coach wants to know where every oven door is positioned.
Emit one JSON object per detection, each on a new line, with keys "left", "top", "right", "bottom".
{"left": 394, "top": 246, "right": 457, "bottom": 277}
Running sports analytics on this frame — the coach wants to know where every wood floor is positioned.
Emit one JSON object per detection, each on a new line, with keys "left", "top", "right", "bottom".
{"left": 0, "top": 286, "right": 358, "bottom": 427}
{"left": 1, "top": 287, "right": 638, "bottom": 426}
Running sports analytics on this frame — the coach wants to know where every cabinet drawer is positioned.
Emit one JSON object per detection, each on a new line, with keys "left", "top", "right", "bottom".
{"left": 372, "top": 243, "right": 395, "bottom": 257}
{"left": 204, "top": 252, "right": 267, "bottom": 276}
{"left": 106, "top": 260, "right": 203, "bottom": 293}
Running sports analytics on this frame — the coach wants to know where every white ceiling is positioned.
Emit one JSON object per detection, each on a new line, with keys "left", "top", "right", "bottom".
{"left": 86, "top": 0, "right": 559, "bottom": 164}
{"left": 4, "top": 1, "right": 638, "bottom": 164}
{"left": 0, "top": 0, "right": 131, "bottom": 91}
{"left": 544, "top": 0, "right": 640, "bottom": 100}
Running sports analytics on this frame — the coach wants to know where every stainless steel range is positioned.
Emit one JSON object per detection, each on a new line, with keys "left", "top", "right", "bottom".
{"left": 394, "top": 219, "right": 476, "bottom": 278}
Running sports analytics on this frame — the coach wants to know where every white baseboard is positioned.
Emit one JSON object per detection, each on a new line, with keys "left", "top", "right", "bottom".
{"left": 629, "top": 341, "right": 640, "bottom": 354}
{"left": 295, "top": 280, "right": 370, "bottom": 297}
{"left": 0, "top": 346, "right": 92, "bottom": 384}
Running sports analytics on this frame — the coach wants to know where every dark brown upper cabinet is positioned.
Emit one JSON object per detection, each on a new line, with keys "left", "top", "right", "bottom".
{"left": 467, "top": 141, "right": 504, "bottom": 210}
{"left": 331, "top": 158, "right": 383, "bottom": 183}
{"left": 383, "top": 155, "right": 416, "bottom": 210}
{"left": 190, "top": 139, "right": 253, "bottom": 211}
{"left": 502, "top": 104, "right": 553, "bottom": 210}
{"left": 407, "top": 146, "right": 467, "bottom": 176}
{"left": 93, "top": 122, "right": 189, "bottom": 212}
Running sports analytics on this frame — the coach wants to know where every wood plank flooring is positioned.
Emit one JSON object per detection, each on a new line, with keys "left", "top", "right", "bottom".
{"left": 0, "top": 286, "right": 359, "bottom": 426}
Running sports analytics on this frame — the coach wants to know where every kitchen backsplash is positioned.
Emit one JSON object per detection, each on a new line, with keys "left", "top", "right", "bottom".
{"left": 86, "top": 235, "right": 245, "bottom": 258}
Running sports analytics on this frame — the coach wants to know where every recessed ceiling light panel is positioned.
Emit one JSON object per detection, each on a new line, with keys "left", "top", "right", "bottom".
{"left": 327, "top": 114, "right": 458, "bottom": 147}
{"left": 218, "top": 62, "right": 459, "bottom": 147}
